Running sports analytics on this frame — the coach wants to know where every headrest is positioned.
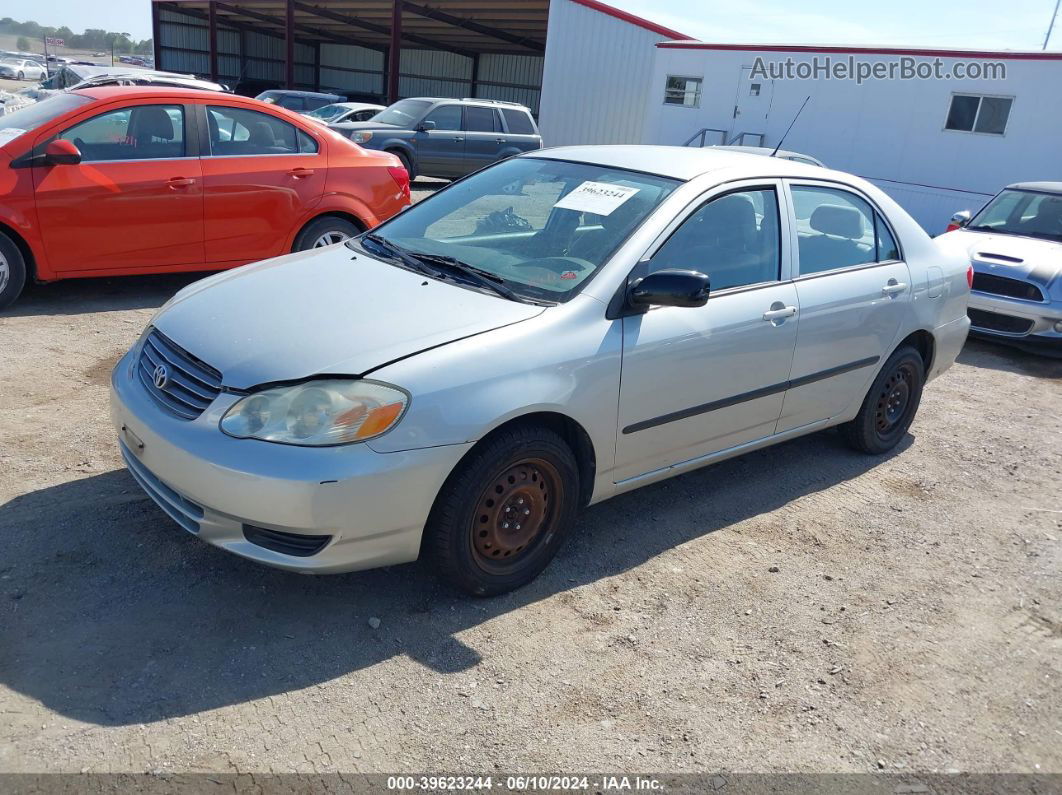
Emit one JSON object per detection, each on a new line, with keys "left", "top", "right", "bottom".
{"left": 249, "top": 121, "right": 276, "bottom": 146}
{"left": 702, "top": 193, "right": 757, "bottom": 228}
{"left": 810, "top": 204, "right": 864, "bottom": 239}
{"left": 134, "top": 106, "right": 174, "bottom": 141}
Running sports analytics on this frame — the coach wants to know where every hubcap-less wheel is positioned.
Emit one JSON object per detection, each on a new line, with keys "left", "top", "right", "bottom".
{"left": 874, "top": 362, "right": 915, "bottom": 436}
{"left": 471, "top": 458, "right": 561, "bottom": 572}
{"left": 312, "top": 230, "right": 351, "bottom": 248}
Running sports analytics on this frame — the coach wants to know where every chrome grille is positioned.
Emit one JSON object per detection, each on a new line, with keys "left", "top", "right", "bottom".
{"left": 137, "top": 329, "right": 222, "bottom": 420}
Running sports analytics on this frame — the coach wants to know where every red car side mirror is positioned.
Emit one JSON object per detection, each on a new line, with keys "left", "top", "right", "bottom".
{"left": 45, "top": 139, "right": 82, "bottom": 166}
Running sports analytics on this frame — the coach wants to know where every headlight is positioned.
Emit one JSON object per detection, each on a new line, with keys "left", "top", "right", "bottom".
{"left": 220, "top": 379, "right": 408, "bottom": 446}
{"left": 351, "top": 131, "right": 373, "bottom": 144}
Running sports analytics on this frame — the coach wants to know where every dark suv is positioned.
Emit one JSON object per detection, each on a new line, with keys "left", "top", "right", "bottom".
{"left": 330, "top": 97, "right": 541, "bottom": 179}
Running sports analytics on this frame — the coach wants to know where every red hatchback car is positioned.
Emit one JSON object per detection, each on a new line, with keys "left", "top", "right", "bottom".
{"left": 0, "top": 87, "right": 411, "bottom": 308}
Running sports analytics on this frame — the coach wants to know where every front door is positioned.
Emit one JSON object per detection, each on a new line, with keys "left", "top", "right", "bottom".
{"left": 777, "top": 182, "right": 912, "bottom": 432}
{"left": 199, "top": 103, "right": 327, "bottom": 263}
{"left": 615, "top": 183, "right": 799, "bottom": 483}
{"left": 414, "top": 103, "right": 465, "bottom": 178}
{"left": 32, "top": 102, "right": 204, "bottom": 272}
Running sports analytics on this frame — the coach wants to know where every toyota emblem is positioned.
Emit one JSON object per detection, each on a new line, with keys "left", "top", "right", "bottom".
{"left": 153, "top": 364, "right": 170, "bottom": 390}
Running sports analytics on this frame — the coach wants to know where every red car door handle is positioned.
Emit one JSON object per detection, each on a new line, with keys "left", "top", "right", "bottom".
{"left": 167, "top": 177, "right": 195, "bottom": 188}
{"left": 289, "top": 167, "right": 315, "bottom": 178}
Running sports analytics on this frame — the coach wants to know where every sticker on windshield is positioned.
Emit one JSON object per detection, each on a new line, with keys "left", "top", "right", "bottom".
{"left": 553, "top": 181, "right": 641, "bottom": 216}
{"left": 0, "top": 128, "right": 26, "bottom": 145}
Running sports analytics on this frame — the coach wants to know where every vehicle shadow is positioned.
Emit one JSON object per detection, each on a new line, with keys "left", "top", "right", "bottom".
{"left": 410, "top": 178, "right": 449, "bottom": 195}
{"left": 957, "top": 337, "right": 1062, "bottom": 379}
{"left": 3, "top": 273, "right": 205, "bottom": 318}
{"left": 0, "top": 429, "right": 910, "bottom": 726}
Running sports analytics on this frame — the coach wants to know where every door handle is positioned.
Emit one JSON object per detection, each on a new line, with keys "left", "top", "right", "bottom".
{"left": 288, "top": 167, "right": 315, "bottom": 178}
{"left": 495, "top": 138, "right": 507, "bottom": 144}
{"left": 453, "top": 136, "right": 464, "bottom": 142}
{"left": 762, "top": 305, "right": 798, "bottom": 321}
{"left": 167, "top": 177, "right": 195, "bottom": 188}
{"left": 881, "top": 280, "right": 908, "bottom": 297}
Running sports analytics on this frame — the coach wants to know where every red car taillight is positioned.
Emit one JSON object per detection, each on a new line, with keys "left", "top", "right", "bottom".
{"left": 387, "top": 166, "right": 410, "bottom": 202}
{"left": 967, "top": 265, "right": 974, "bottom": 288}
{"left": 945, "top": 223, "right": 961, "bottom": 233}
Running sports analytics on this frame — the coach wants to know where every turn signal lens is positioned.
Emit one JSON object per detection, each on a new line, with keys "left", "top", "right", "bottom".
{"left": 352, "top": 131, "right": 373, "bottom": 144}
{"left": 220, "top": 380, "right": 408, "bottom": 446}
{"left": 967, "top": 265, "right": 974, "bottom": 288}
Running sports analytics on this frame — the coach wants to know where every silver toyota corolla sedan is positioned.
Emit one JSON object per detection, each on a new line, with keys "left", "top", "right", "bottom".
{"left": 111, "top": 146, "right": 971, "bottom": 595}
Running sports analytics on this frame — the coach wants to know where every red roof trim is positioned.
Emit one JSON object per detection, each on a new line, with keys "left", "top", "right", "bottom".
{"left": 655, "top": 41, "right": 1062, "bottom": 60}
{"left": 570, "top": 0, "right": 691, "bottom": 41}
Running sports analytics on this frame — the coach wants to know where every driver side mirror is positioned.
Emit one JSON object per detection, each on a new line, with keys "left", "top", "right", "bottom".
{"left": 45, "top": 138, "right": 81, "bottom": 166}
{"left": 628, "top": 269, "right": 710, "bottom": 309}
{"left": 946, "top": 210, "right": 971, "bottom": 232}
{"left": 416, "top": 120, "right": 436, "bottom": 132}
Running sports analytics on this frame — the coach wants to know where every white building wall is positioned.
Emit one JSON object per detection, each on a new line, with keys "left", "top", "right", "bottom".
{"left": 538, "top": 0, "right": 681, "bottom": 146}
{"left": 643, "top": 46, "right": 1062, "bottom": 232}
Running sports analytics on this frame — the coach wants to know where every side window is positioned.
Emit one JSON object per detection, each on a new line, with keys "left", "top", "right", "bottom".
{"left": 791, "top": 186, "right": 878, "bottom": 274}
{"left": 278, "top": 96, "right": 304, "bottom": 111}
{"left": 650, "top": 188, "right": 781, "bottom": 291}
{"left": 501, "top": 108, "right": 536, "bottom": 135}
{"left": 207, "top": 106, "right": 308, "bottom": 156}
{"left": 59, "top": 104, "right": 185, "bottom": 162}
{"left": 422, "top": 104, "right": 461, "bottom": 131}
{"left": 876, "top": 215, "right": 900, "bottom": 261}
{"left": 465, "top": 106, "right": 497, "bottom": 132}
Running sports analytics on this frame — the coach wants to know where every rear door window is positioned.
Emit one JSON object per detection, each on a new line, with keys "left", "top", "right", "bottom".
{"left": 207, "top": 106, "right": 317, "bottom": 156}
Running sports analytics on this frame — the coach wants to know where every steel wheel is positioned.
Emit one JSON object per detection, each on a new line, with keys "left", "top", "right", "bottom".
{"left": 312, "top": 230, "right": 351, "bottom": 248}
{"left": 874, "top": 362, "right": 916, "bottom": 437}
{"left": 470, "top": 457, "right": 563, "bottom": 574}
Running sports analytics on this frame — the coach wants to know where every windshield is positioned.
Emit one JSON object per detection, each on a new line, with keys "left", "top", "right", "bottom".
{"left": 371, "top": 99, "right": 431, "bottom": 127}
{"left": 357, "top": 156, "right": 681, "bottom": 303}
{"left": 968, "top": 189, "right": 1062, "bottom": 243}
{"left": 0, "top": 93, "right": 94, "bottom": 143}
{"left": 306, "top": 103, "right": 348, "bottom": 121}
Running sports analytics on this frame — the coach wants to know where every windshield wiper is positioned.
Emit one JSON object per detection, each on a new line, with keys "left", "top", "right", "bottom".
{"left": 966, "top": 225, "right": 1015, "bottom": 235}
{"left": 359, "top": 233, "right": 443, "bottom": 278}
{"left": 404, "top": 252, "right": 524, "bottom": 302}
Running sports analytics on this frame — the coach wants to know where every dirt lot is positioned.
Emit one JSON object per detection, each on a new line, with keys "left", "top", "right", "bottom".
{"left": 1, "top": 187, "right": 1060, "bottom": 774}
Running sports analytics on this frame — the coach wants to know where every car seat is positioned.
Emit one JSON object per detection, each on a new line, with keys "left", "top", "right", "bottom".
{"left": 799, "top": 204, "right": 873, "bottom": 270}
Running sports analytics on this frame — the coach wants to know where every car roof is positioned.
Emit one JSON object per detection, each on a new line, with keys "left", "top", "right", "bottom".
{"left": 403, "top": 96, "right": 530, "bottom": 110}
{"left": 527, "top": 145, "right": 834, "bottom": 181}
{"left": 259, "top": 89, "right": 341, "bottom": 98}
{"left": 71, "top": 86, "right": 244, "bottom": 101}
{"left": 1007, "top": 182, "right": 1062, "bottom": 194}
{"left": 714, "top": 145, "right": 824, "bottom": 164}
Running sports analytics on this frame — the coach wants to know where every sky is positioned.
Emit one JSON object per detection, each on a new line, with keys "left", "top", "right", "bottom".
{"left": 3, "top": 0, "right": 1060, "bottom": 51}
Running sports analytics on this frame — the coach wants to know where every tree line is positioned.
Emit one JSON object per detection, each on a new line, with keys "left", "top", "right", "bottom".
{"left": 1, "top": 17, "right": 152, "bottom": 55}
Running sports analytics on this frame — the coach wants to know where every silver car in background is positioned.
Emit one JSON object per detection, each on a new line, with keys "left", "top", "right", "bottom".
{"left": 111, "top": 147, "right": 971, "bottom": 595}
{"left": 940, "top": 182, "right": 1062, "bottom": 356}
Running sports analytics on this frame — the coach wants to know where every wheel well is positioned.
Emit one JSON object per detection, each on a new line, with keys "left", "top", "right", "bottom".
{"left": 295, "top": 211, "right": 366, "bottom": 244}
{"left": 474, "top": 412, "right": 597, "bottom": 507}
{"left": 384, "top": 147, "right": 414, "bottom": 174}
{"left": 0, "top": 221, "right": 36, "bottom": 281}
{"left": 897, "top": 329, "right": 935, "bottom": 373}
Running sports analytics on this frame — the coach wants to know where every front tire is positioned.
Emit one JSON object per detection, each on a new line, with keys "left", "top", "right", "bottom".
{"left": 425, "top": 425, "right": 580, "bottom": 596}
{"left": 0, "top": 231, "right": 28, "bottom": 310}
{"left": 841, "top": 346, "right": 925, "bottom": 454}
{"left": 292, "top": 216, "right": 361, "bottom": 251}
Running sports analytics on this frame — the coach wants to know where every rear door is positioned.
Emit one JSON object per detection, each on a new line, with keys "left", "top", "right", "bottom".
{"left": 462, "top": 105, "right": 504, "bottom": 172}
{"left": 776, "top": 181, "right": 911, "bottom": 433}
{"left": 198, "top": 102, "right": 327, "bottom": 263}
{"left": 413, "top": 103, "right": 464, "bottom": 178}
{"left": 32, "top": 100, "right": 204, "bottom": 273}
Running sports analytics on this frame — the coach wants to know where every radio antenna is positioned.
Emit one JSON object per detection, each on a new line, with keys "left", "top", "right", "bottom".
{"left": 771, "top": 96, "right": 810, "bottom": 157}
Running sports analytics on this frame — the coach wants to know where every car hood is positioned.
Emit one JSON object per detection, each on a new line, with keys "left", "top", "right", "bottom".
{"left": 329, "top": 120, "right": 402, "bottom": 132}
{"left": 939, "top": 229, "right": 1062, "bottom": 285}
{"left": 152, "top": 245, "right": 545, "bottom": 390}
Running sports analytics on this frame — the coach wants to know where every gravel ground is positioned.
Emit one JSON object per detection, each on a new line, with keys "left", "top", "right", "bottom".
{"left": 1, "top": 181, "right": 1060, "bottom": 775}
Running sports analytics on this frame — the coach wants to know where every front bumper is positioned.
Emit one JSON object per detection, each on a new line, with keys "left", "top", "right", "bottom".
{"left": 110, "top": 349, "right": 472, "bottom": 574}
{"left": 967, "top": 291, "right": 1062, "bottom": 346}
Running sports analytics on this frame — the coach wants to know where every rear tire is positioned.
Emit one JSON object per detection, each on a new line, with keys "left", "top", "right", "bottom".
{"left": 425, "top": 425, "right": 580, "bottom": 596}
{"left": 0, "top": 232, "right": 27, "bottom": 311}
{"left": 841, "top": 346, "right": 925, "bottom": 455}
{"left": 17, "top": 71, "right": 24, "bottom": 80}
{"left": 292, "top": 216, "right": 361, "bottom": 251}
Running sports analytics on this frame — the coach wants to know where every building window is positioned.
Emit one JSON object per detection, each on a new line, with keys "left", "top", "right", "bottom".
{"left": 664, "top": 75, "right": 702, "bottom": 107}
{"left": 945, "top": 94, "right": 1013, "bottom": 135}
{"left": 749, "top": 83, "right": 761, "bottom": 97}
